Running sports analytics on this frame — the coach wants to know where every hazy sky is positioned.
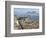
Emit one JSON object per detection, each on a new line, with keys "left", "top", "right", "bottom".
{"left": 14, "top": 8, "right": 39, "bottom": 16}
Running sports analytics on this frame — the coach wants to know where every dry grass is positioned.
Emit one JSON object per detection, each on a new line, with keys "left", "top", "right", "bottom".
{"left": 14, "top": 16, "right": 39, "bottom": 30}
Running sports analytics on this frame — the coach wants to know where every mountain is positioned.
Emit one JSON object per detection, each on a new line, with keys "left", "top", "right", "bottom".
{"left": 14, "top": 11, "right": 39, "bottom": 21}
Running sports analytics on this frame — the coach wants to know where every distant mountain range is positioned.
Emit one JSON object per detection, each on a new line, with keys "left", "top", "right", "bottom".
{"left": 14, "top": 11, "right": 39, "bottom": 16}
{"left": 14, "top": 11, "right": 39, "bottom": 21}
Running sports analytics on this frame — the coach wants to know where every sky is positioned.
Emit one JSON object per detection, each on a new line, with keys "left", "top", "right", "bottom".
{"left": 14, "top": 8, "right": 39, "bottom": 16}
